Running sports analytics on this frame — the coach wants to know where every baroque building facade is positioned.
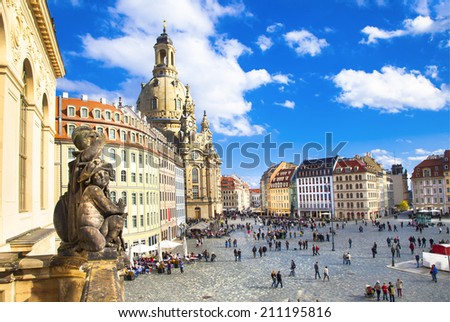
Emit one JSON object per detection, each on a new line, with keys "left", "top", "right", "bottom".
{"left": 137, "top": 24, "right": 222, "bottom": 220}
{"left": 0, "top": 0, "right": 65, "bottom": 255}
{"left": 411, "top": 151, "right": 449, "bottom": 214}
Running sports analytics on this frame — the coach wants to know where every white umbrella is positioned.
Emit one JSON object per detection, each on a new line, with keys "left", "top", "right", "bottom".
{"left": 183, "top": 237, "right": 188, "bottom": 258}
{"left": 131, "top": 244, "right": 156, "bottom": 254}
{"left": 159, "top": 240, "right": 182, "bottom": 250}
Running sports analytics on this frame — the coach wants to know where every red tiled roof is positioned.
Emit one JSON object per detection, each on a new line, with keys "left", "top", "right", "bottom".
{"left": 334, "top": 159, "right": 367, "bottom": 174}
{"left": 411, "top": 156, "right": 444, "bottom": 178}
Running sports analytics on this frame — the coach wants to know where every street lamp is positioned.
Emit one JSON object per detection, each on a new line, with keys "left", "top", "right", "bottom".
{"left": 331, "top": 211, "right": 335, "bottom": 251}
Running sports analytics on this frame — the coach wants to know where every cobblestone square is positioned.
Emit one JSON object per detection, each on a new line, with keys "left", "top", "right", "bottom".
{"left": 125, "top": 214, "right": 450, "bottom": 302}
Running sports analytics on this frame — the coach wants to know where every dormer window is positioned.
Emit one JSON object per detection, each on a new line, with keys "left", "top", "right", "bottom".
{"left": 67, "top": 106, "right": 75, "bottom": 116}
{"left": 94, "top": 109, "right": 101, "bottom": 119}
{"left": 80, "top": 107, "right": 88, "bottom": 118}
{"left": 105, "top": 111, "right": 111, "bottom": 120}
{"left": 114, "top": 113, "right": 120, "bottom": 122}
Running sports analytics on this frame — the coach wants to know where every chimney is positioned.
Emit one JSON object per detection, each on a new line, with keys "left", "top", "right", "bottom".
{"left": 62, "top": 92, "right": 69, "bottom": 99}
{"left": 81, "top": 94, "right": 88, "bottom": 101}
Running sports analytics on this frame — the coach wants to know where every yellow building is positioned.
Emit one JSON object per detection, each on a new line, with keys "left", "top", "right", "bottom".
{"left": 0, "top": 0, "right": 64, "bottom": 255}
{"left": 261, "top": 162, "right": 297, "bottom": 216}
{"left": 137, "top": 24, "right": 222, "bottom": 220}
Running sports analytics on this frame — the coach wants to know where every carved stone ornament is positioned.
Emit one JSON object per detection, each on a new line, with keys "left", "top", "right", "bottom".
{"left": 54, "top": 126, "right": 127, "bottom": 256}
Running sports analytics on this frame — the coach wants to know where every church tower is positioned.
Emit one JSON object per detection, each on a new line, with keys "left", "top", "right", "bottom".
{"left": 137, "top": 21, "right": 187, "bottom": 139}
{"left": 137, "top": 22, "right": 223, "bottom": 220}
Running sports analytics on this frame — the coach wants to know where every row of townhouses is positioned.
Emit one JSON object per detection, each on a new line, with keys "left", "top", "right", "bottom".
{"left": 260, "top": 151, "right": 450, "bottom": 220}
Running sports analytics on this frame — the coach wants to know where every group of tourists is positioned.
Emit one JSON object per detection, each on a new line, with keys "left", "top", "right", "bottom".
{"left": 366, "top": 278, "right": 403, "bottom": 302}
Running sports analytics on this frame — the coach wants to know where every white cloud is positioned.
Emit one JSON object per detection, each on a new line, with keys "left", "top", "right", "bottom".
{"left": 408, "top": 156, "right": 428, "bottom": 161}
{"left": 332, "top": 65, "right": 449, "bottom": 112}
{"left": 275, "top": 100, "right": 295, "bottom": 109}
{"left": 415, "top": 148, "right": 431, "bottom": 154}
{"left": 68, "top": 0, "right": 290, "bottom": 136}
{"left": 271, "top": 73, "right": 294, "bottom": 85}
{"left": 57, "top": 78, "right": 127, "bottom": 104}
{"left": 266, "top": 22, "right": 283, "bottom": 33}
{"left": 414, "top": 0, "right": 430, "bottom": 16}
{"left": 360, "top": 14, "right": 450, "bottom": 44}
{"left": 370, "top": 149, "right": 401, "bottom": 168}
{"left": 284, "top": 29, "right": 329, "bottom": 56}
{"left": 425, "top": 65, "right": 439, "bottom": 79}
{"left": 256, "top": 35, "right": 273, "bottom": 52}
{"left": 395, "top": 138, "right": 413, "bottom": 144}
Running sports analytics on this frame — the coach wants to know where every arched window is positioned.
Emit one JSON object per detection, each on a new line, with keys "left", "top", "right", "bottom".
{"left": 110, "top": 191, "right": 116, "bottom": 202}
{"left": 192, "top": 168, "right": 199, "bottom": 184}
{"left": 121, "top": 191, "right": 127, "bottom": 205}
{"left": 121, "top": 170, "right": 127, "bottom": 182}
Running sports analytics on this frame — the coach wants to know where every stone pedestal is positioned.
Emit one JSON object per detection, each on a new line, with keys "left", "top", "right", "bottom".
{"left": 0, "top": 249, "right": 127, "bottom": 302}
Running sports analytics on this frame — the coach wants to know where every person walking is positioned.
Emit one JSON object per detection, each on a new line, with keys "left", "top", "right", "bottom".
{"left": 259, "top": 246, "right": 263, "bottom": 257}
{"left": 388, "top": 282, "right": 396, "bottom": 302}
{"left": 179, "top": 260, "right": 184, "bottom": 273}
{"left": 234, "top": 248, "right": 238, "bottom": 262}
{"left": 430, "top": 264, "right": 438, "bottom": 282}
{"left": 252, "top": 246, "right": 257, "bottom": 258}
{"left": 348, "top": 238, "right": 352, "bottom": 248}
{"left": 276, "top": 271, "right": 283, "bottom": 288}
{"left": 289, "top": 260, "right": 296, "bottom": 277}
{"left": 271, "top": 270, "right": 277, "bottom": 288}
{"left": 415, "top": 254, "right": 420, "bottom": 268}
{"left": 237, "top": 249, "right": 242, "bottom": 261}
{"left": 323, "top": 266, "right": 330, "bottom": 281}
{"left": 371, "top": 244, "right": 377, "bottom": 258}
{"left": 314, "top": 261, "right": 321, "bottom": 279}
{"left": 374, "top": 281, "right": 382, "bottom": 301}
{"left": 381, "top": 283, "right": 389, "bottom": 301}
{"left": 396, "top": 278, "right": 403, "bottom": 298}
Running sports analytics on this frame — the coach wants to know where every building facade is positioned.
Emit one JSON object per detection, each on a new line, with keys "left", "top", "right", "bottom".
{"left": 390, "top": 164, "right": 409, "bottom": 206}
{"left": 333, "top": 154, "right": 385, "bottom": 220}
{"left": 267, "top": 163, "right": 297, "bottom": 216}
{"left": 221, "top": 175, "right": 250, "bottom": 213}
{"left": 411, "top": 151, "right": 448, "bottom": 214}
{"left": 54, "top": 94, "right": 185, "bottom": 249}
{"left": 249, "top": 189, "right": 261, "bottom": 209}
{"left": 296, "top": 157, "right": 338, "bottom": 219}
{"left": 137, "top": 24, "right": 222, "bottom": 220}
{"left": 0, "top": 0, "right": 65, "bottom": 254}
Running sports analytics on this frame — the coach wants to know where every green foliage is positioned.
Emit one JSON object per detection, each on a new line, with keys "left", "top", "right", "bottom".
{"left": 398, "top": 200, "right": 409, "bottom": 211}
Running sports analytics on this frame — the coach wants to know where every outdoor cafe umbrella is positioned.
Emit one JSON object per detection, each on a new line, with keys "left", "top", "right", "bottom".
{"left": 159, "top": 240, "right": 182, "bottom": 251}
{"left": 130, "top": 244, "right": 157, "bottom": 254}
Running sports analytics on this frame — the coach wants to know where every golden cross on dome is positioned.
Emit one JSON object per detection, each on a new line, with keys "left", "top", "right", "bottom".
{"left": 163, "top": 20, "right": 166, "bottom": 33}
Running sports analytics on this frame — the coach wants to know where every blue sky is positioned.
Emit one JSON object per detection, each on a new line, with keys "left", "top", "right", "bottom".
{"left": 48, "top": 0, "right": 449, "bottom": 187}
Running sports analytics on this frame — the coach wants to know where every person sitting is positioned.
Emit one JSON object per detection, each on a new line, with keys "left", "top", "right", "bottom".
{"left": 365, "top": 285, "right": 375, "bottom": 297}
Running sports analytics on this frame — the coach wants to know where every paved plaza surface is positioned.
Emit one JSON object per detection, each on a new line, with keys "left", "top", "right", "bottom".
{"left": 125, "top": 214, "right": 450, "bottom": 302}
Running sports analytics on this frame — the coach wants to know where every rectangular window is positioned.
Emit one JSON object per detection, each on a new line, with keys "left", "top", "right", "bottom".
{"left": 120, "top": 131, "right": 126, "bottom": 142}
{"left": 131, "top": 153, "right": 136, "bottom": 163}
{"left": 114, "top": 113, "right": 120, "bottom": 122}
{"left": 132, "top": 215, "right": 137, "bottom": 228}
{"left": 139, "top": 193, "right": 143, "bottom": 205}
{"left": 193, "top": 186, "right": 199, "bottom": 199}
{"left": 105, "top": 111, "right": 111, "bottom": 120}
{"left": 132, "top": 193, "right": 137, "bottom": 205}
{"left": 139, "top": 173, "right": 143, "bottom": 183}
{"left": 68, "top": 147, "right": 76, "bottom": 162}
{"left": 94, "top": 110, "right": 101, "bottom": 119}
{"left": 131, "top": 173, "right": 136, "bottom": 182}
{"left": 140, "top": 214, "right": 144, "bottom": 227}
{"left": 81, "top": 108, "right": 88, "bottom": 118}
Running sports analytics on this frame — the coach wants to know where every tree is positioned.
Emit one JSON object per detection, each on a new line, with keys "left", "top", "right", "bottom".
{"left": 398, "top": 200, "right": 409, "bottom": 211}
